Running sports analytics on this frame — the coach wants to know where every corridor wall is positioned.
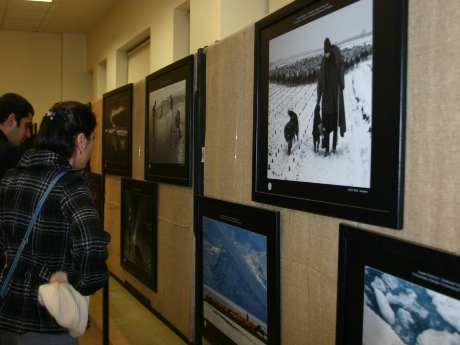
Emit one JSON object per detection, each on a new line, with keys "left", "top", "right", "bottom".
{"left": 202, "top": 0, "right": 460, "bottom": 343}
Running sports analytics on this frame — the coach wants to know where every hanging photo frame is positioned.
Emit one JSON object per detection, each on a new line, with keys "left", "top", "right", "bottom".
{"left": 336, "top": 224, "right": 460, "bottom": 344}
{"left": 252, "top": 0, "right": 408, "bottom": 228}
{"left": 121, "top": 178, "right": 158, "bottom": 291}
{"left": 102, "top": 84, "right": 133, "bottom": 177}
{"left": 145, "top": 55, "right": 194, "bottom": 186}
{"left": 196, "top": 197, "right": 280, "bottom": 345}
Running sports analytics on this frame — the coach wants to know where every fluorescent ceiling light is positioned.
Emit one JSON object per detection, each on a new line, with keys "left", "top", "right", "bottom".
{"left": 27, "top": 0, "right": 53, "bottom": 2}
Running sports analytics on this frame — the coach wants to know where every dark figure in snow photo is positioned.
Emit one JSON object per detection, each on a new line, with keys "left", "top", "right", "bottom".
{"left": 284, "top": 110, "right": 299, "bottom": 155}
{"left": 175, "top": 109, "right": 182, "bottom": 139}
{"left": 317, "top": 38, "right": 346, "bottom": 156}
{"left": 312, "top": 104, "right": 323, "bottom": 153}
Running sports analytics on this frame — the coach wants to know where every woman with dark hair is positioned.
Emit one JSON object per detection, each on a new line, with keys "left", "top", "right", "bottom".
{"left": 0, "top": 101, "right": 110, "bottom": 344}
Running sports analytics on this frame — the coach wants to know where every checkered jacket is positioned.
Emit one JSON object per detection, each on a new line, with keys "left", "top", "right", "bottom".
{"left": 0, "top": 149, "right": 110, "bottom": 334}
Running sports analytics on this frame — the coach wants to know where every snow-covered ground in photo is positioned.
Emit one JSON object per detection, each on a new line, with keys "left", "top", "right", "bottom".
{"left": 267, "top": 46, "right": 372, "bottom": 188}
{"left": 148, "top": 80, "right": 186, "bottom": 164}
{"left": 362, "top": 266, "right": 460, "bottom": 345}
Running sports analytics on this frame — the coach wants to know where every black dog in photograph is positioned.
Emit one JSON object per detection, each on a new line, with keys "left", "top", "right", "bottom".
{"left": 312, "top": 104, "right": 323, "bottom": 153}
{"left": 284, "top": 110, "right": 299, "bottom": 155}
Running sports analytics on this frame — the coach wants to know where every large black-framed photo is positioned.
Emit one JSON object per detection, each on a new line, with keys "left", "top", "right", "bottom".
{"left": 121, "top": 178, "right": 158, "bottom": 291}
{"left": 196, "top": 197, "right": 280, "bottom": 345}
{"left": 253, "top": 0, "right": 407, "bottom": 229}
{"left": 336, "top": 224, "right": 460, "bottom": 345}
{"left": 102, "top": 84, "right": 133, "bottom": 177}
{"left": 87, "top": 172, "right": 105, "bottom": 221}
{"left": 145, "top": 55, "right": 194, "bottom": 186}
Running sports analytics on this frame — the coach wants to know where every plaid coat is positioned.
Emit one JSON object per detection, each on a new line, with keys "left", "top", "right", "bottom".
{"left": 0, "top": 149, "right": 110, "bottom": 334}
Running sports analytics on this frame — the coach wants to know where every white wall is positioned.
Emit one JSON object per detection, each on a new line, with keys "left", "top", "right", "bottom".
{"left": 89, "top": 0, "right": 270, "bottom": 96}
{"left": 87, "top": 0, "right": 187, "bottom": 93}
{"left": 173, "top": 2, "right": 190, "bottom": 61}
{"left": 189, "top": 0, "right": 220, "bottom": 52}
{"left": 220, "top": 0, "right": 268, "bottom": 38}
{"left": 127, "top": 43, "right": 150, "bottom": 84}
{"left": 0, "top": 30, "right": 91, "bottom": 125}
{"left": 62, "top": 33, "right": 92, "bottom": 103}
{"left": 269, "top": 0, "right": 294, "bottom": 13}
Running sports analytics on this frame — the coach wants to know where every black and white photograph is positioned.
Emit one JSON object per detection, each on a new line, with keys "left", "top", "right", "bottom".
{"left": 363, "top": 266, "right": 460, "bottom": 345}
{"left": 336, "top": 224, "right": 460, "bottom": 345}
{"left": 145, "top": 55, "right": 194, "bottom": 186}
{"left": 268, "top": 0, "right": 372, "bottom": 188}
{"left": 87, "top": 173, "right": 104, "bottom": 219}
{"left": 196, "top": 197, "right": 280, "bottom": 345}
{"left": 103, "top": 84, "right": 132, "bottom": 176}
{"left": 121, "top": 179, "right": 158, "bottom": 291}
{"left": 148, "top": 80, "right": 186, "bottom": 164}
{"left": 253, "top": 0, "right": 407, "bottom": 228}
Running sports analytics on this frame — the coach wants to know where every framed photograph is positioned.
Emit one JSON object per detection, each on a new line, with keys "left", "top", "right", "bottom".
{"left": 196, "top": 197, "right": 280, "bottom": 345}
{"left": 87, "top": 172, "right": 105, "bottom": 221}
{"left": 336, "top": 224, "right": 460, "bottom": 345}
{"left": 121, "top": 178, "right": 158, "bottom": 291}
{"left": 253, "top": 0, "right": 408, "bottom": 228}
{"left": 145, "top": 55, "right": 194, "bottom": 186}
{"left": 103, "top": 84, "right": 133, "bottom": 176}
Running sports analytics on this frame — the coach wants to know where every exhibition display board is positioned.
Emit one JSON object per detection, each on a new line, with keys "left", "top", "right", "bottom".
{"left": 88, "top": 1, "right": 460, "bottom": 343}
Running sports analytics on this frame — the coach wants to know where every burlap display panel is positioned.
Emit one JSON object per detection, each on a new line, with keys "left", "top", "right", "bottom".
{"left": 102, "top": 80, "right": 195, "bottom": 340}
{"left": 132, "top": 80, "right": 146, "bottom": 180}
{"left": 203, "top": 1, "right": 460, "bottom": 343}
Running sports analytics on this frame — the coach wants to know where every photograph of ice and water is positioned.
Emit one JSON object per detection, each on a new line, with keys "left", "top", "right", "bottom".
{"left": 148, "top": 80, "right": 186, "bottom": 165}
{"left": 363, "top": 266, "right": 460, "bottom": 345}
{"left": 203, "top": 217, "right": 268, "bottom": 345}
{"left": 267, "top": 0, "right": 373, "bottom": 188}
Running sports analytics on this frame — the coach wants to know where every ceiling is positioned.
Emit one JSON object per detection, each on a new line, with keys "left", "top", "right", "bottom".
{"left": 0, "top": 0, "right": 120, "bottom": 33}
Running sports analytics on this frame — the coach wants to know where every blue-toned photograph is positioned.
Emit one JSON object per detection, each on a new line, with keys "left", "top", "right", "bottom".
{"left": 202, "top": 216, "right": 268, "bottom": 345}
{"left": 363, "top": 266, "right": 460, "bottom": 345}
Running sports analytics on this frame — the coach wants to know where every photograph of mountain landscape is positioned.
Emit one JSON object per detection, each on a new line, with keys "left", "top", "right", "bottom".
{"left": 202, "top": 216, "right": 268, "bottom": 345}
{"left": 363, "top": 266, "right": 460, "bottom": 345}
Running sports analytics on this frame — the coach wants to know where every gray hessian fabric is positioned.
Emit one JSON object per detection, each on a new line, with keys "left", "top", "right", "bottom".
{"left": 0, "top": 329, "right": 78, "bottom": 345}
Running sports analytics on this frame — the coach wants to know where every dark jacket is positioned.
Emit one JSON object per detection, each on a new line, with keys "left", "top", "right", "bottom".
{"left": 317, "top": 44, "right": 346, "bottom": 136}
{"left": 0, "top": 130, "right": 21, "bottom": 180}
{"left": 0, "top": 149, "right": 110, "bottom": 334}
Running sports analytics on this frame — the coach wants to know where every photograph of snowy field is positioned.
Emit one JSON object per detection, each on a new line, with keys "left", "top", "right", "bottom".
{"left": 363, "top": 266, "right": 460, "bottom": 345}
{"left": 267, "top": 0, "right": 373, "bottom": 188}
{"left": 148, "top": 80, "right": 186, "bottom": 164}
{"left": 202, "top": 216, "right": 268, "bottom": 345}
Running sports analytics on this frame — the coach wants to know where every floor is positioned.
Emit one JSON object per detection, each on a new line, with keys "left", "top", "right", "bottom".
{"left": 80, "top": 277, "right": 187, "bottom": 345}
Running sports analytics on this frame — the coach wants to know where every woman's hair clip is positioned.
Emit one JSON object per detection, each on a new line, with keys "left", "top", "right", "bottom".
{"left": 45, "top": 110, "right": 56, "bottom": 120}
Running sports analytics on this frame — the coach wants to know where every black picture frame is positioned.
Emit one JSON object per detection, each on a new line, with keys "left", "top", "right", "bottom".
{"left": 88, "top": 172, "right": 105, "bottom": 222}
{"left": 102, "top": 84, "right": 133, "bottom": 177}
{"left": 336, "top": 224, "right": 460, "bottom": 345}
{"left": 145, "top": 55, "right": 194, "bottom": 186}
{"left": 253, "top": 0, "right": 407, "bottom": 229}
{"left": 196, "top": 197, "right": 280, "bottom": 345}
{"left": 120, "top": 178, "right": 158, "bottom": 291}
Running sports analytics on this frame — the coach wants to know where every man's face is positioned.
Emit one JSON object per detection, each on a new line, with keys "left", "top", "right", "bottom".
{"left": 8, "top": 113, "right": 33, "bottom": 146}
